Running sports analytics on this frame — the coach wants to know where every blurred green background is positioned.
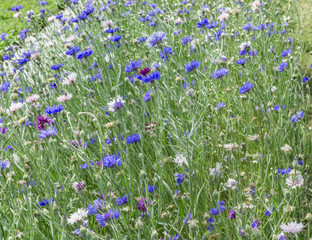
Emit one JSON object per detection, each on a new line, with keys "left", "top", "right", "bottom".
{"left": 0, "top": 0, "right": 58, "bottom": 49}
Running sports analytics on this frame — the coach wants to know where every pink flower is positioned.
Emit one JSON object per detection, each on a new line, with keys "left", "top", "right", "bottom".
{"left": 26, "top": 94, "right": 40, "bottom": 103}
{"left": 57, "top": 93, "right": 72, "bottom": 103}
{"left": 9, "top": 102, "right": 23, "bottom": 113}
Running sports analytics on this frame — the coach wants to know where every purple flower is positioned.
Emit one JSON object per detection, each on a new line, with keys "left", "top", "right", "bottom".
{"left": 36, "top": 115, "right": 53, "bottom": 130}
{"left": 229, "top": 209, "right": 236, "bottom": 219}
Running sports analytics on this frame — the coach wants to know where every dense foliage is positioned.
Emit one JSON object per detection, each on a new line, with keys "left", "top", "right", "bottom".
{"left": 0, "top": 0, "right": 311, "bottom": 239}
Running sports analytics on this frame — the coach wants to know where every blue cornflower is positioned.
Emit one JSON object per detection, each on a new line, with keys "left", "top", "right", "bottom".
{"left": 51, "top": 64, "right": 64, "bottom": 70}
{"left": 216, "top": 102, "right": 225, "bottom": 109}
{"left": 2, "top": 55, "right": 10, "bottom": 61}
{"left": 251, "top": 220, "right": 261, "bottom": 228}
{"left": 291, "top": 111, "right": 304, "bottom": 123}
{"left": 101, "top": 154, "right": 122, "bottom": 168}
{"left": 211, "top": 68, "right": 229, "bottom": 79}
{"left": 126, "top": 133, "right": 140, "bottom": 144}
{"left": 0, "top": 160, "right": 10, "bottom": 170}
{"left": 273, "top": 105, "right": 286, "bottom": 111}
{"left": 39, "top": 1, "right": 47, "bottom": 6}
{"left": 159, "top": 46, "right": 172, "bottom": 60}
{"left": 214, "top": 31, "right": 224, "bottom": 40}
{"left": 78, "top": 6, "right": 95, "bottom": 20}
{"left": 146, "top": 32, "right": 167, "bottom": 48}
{"left": 18, "top": 29, "right": 29, "bottom": 40}
{"left": 239, "top": 82, "right": 253, "bottom": 94}
{"left": 76, "top": 49, "right": 93, "bottom": 60}
{"left": 174, "top": 29, "right": 181, "bottom": 35}
{"left": 277, "top": 167, "right": 291, "bottom": 175}
{"left": 144, "top": 90, "right": 152, "bottom": 102}
{"left": 175, "top": 173, "right": 187, "bottom": 185}
{"left": 0, "top": 81, "right": 10, "bottom": 92}
{"left": 38, "top": 198, "right": 54, "bottom": 207}
{"left": 209, "top": 201, "right": 226, "bottom": 215}
{"left": 45, "top": 105, "right": 63, "bottom": 115}
{"left": 302, "top": 77, "right": 309, "bottom": 83}
{"left": 138, "top": 36, "right": 147, "bottom": 43}
{"left": 65, "top": 46, "right": 80, "bottom": 56}
{"left": 116, "top": 195, "right": 128, "bottom": 206}
{"left": 185, "top": 60, "right": 200, "bottom": 73}
{"left": 0, "top": 33, "right": 7, "bottom": 41}
{"left": 141, "top": 71, "right": 161, "bottom": 83}
{"left": 182, "top": 36, "right": 192, "bottom": 45}
{"left": 96, "top": 209, "right": 120, "bottom": 227}
{"left": 242, "top": 22, "right": 253, "bottom": 31}
{"left": 39, "top": 127, "right": 57, "bottom": 139}
{"left": 80, "top": 163, "right": 90, "bottom": 169}
{"left": 11, "top": 5, "right": 23, "bottom": 11}
{"left": 239, "top": 50, "right": 248, "bottom": 56}
{"left": 197, "top": 19, "right": 209, "bottom": 28}
{"left": 278, "top": 62, "right": 288, "bottom": 72}
{"left": 249, "top": 50, "right": 258, "bottom": 56}
{"left": 236, "top": 58, "right": 247, "bottom": 65}
{"left": 207, "top": 217, "right": 215, "bottom": 231}
{"left": 265, "top": 206, "right": 275, "bottom": 216}
{"left": 125, "top": 59, "right": 142, "bottom": 73}
{"left": 111, "top": 35, "right": 122, "bottom": 42}
{"left": 281, "top": 49, "right": 292, "bottom": 58}
{"left": 146, "top": 185, "right": 156, "bottom": 193}
{"left": 151, "top": 62, "right": 161, "bottom": 70}
{"left": 87, "top": 204, "right": 97, "bottom": 216}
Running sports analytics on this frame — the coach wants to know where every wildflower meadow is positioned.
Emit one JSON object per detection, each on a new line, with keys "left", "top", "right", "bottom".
{"left": 0, "top": 0, "right": 311, "bottom": 239}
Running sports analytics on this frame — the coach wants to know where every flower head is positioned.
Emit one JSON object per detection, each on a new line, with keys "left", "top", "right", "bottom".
{"left": 146, "top": 32, "right": 167, "bottom": 48}
{"left": 280, "top": 222, "right": 304, "bottom": 234}
{"left": 107, "top": 96, "right": 125, "bottom": 112}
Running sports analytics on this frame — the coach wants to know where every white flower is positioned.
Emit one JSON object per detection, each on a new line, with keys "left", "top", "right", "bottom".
{"left": 271, "top": 86, "right": 277, "bottom": 93}
{"left": 72, "top": 181, "right": 85, "bottom": 193}
{"left": 218, "top": 13, "right": 229, "bottom": 21}
{"left": 10, "top": 102, "right": 23, "bottom": 113}
{"left": 226, "top": 178, "right": 238, "bottom": 190}
{"left": 243, "top": 202, "right": 255, "bottom": 209}
{"left": 209, "top": 162, "right": 222, "bottom": 176}
{"left": 66, "top": 35, "right": 75, "bottom": 43}
{"left": 280, "top": 222, "right": 304, "bottom": 234}
{"left": 281, "top": 144, "right": 292, "bottom": 153}
{"left": 102, "top": 20, "right": 113, "bottom": 29}
{"left": 174, "top": 18, "right": 183, "bottom": 24}
{"left": 286, "top": 174, "right": 304, "bottom": 189}
{"left": 48, "top": 16, "right": 56, "bottom": 22}
{"left": 26, "top": 94, "right": 40, "bottom": 103}
{"left": 13, "top": 12, "right": 22, "bottom": 18}
{"left": 247, "top": 134, "right": 259, "bottom": 141}
{"left": 67, "top": 209, "right": 88, "bottom": 225}
{"left": 13, "top": 153, "right": 20, "bottom": 163}
{"left": 251, "top": 0, "right": 261, "bottom": 11}
{"left": 63, "top": 73, "right": 77, "bottom": 85}
{"left": 174, "top": 154, "right": 187, "bottom": 167}
{"left": 57, "top": 93, "right": 72, "bottom": 103}
{"left": 223, "top": 143, "right": 239, "bottom": 151}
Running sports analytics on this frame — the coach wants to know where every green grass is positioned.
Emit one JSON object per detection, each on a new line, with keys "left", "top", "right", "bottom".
{"left": 296, "top": 0, "right": 312, "bottom": 74}
{"left": 0, "top": 0, "right": 59, "bottom": 49}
